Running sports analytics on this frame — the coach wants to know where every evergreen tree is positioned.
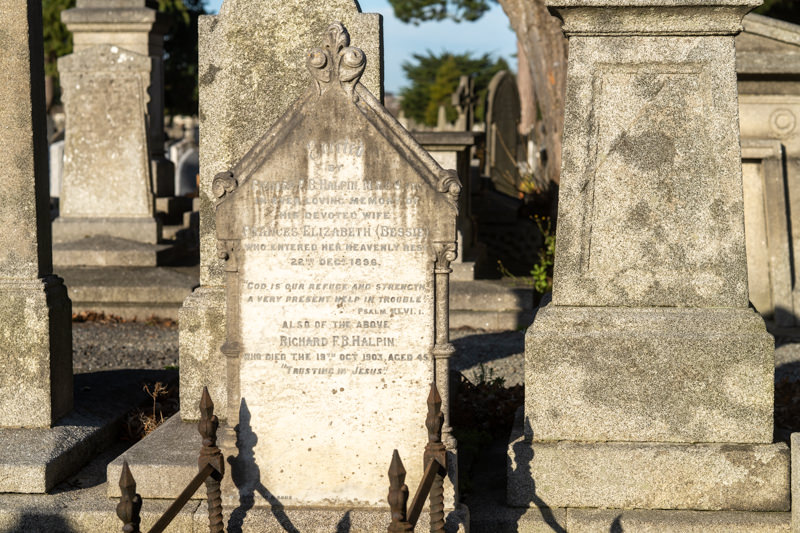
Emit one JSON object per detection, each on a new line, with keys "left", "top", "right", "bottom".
{"left": 400, "top": 51, "right": 508, "bottom": 127}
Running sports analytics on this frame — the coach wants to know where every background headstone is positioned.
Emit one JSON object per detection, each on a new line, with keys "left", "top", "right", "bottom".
{"left": 741, "top": 139, "right": 794, "bottom": 326}
{"left": 175, "top": 148, "right": 199, "bottom": 197}
{"left": 62, "top": 0, "right": 173, "bottom": 197}
{"left": 214, "top": 22, "right": 458, "bottom": 508}
{"left": 484, "top": 71, "right": 522, "bottom": 198}
{"left": 0, "top": 0, "right": 72, "bottom": 428}
{"left": 55, "top": 45, "right": 160, "bottom": 246}
{"left": 49, "top": 140, "right": 65, "bottom": 198}
{"left": 180, "top": 0, "right": 383, "bottom": 420}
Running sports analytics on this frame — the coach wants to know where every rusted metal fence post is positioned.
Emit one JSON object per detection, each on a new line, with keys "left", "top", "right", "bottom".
{"left": 198, "top": 386, "right": 225, "bottom": 533}
{"left": 117, "top": 461, "right": 142, "bottom": 533}
{"left": 388, "top": 450, "right": 414, "bottom": 532}
{"left": 424, "top": 383, "right": 446, "bottom": 533}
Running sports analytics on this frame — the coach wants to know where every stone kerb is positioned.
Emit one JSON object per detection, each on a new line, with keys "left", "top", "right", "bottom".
{"left": 55, "top": 44, "right": 159, "bottom": 244}
{"left": 211, "top": 21, "right": 460, "bottom": 510}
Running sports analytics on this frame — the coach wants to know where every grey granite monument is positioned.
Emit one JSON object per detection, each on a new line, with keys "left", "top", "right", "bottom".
{"left": 0, "top": 0, "right": 72, "bottom": 430}
{"left": 180, "top": 0, "right": 383, "bottom": 421}
{"left": 508, "top": 0, "right": 791, "bottom": 529}
{"left": 213, "top": 23, "right": 461, "bottom": 523}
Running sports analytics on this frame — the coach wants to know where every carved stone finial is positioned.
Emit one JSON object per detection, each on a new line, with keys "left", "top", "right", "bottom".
{"left": 212, "top": 171, "right": 237, "bottom": 200}
{"left": 307, "top": 22, "right": 367, "bottom": 100}
{"left": 437, "top": 169, "right": 461, "bottom": 208}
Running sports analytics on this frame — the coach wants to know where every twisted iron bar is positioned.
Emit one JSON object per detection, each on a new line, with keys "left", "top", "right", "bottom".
{"left": 116, "top": 387, "right": 225, "bottom": 533}
{"left": 388, "top": 382, "right": 447, "bottom": 532}
{"left": 198, "top": 386, "right": 225, "bottom": 532}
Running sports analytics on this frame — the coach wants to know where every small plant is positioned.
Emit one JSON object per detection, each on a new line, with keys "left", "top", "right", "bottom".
{"left": 122, "top": 381, "right": 179, "bottom": 441}
{"left": 531, "top": 215, "right": 555, "bottom": 295}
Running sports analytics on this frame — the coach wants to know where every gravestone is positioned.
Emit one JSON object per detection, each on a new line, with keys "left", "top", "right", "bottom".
{"left": 213, "top": 22, "right": 461, "bottom": 512}
{"left": 737, "top": 13, "right": 800, "bottom": 325}
{"left": 0, "top": 0, "right": 72, "bottom": 430}
{"left": 484, "top": 71, "right": 522, "bottom": 198}
{"left": 741, "top": 139, "right": 793, "bottom": 326}
{"left": 55, "top": 45, "right": 161, "bottom": 252}
{"left": 180, "top": 0, "right": 383, "bottom": 421}
{"left": 175, "top": 147, "right": 199, "bottom": 197}
{"left": 62, "top": 0, "right": 173, "bottom": 197}
{"left": 49, "top": 140, "right": 64, "bottom": 198}
{"left": 508, "top": 0, "right": 790, "bottom": 530}
{"left": 451, "top": 75, "right": 476, "bottom": 131}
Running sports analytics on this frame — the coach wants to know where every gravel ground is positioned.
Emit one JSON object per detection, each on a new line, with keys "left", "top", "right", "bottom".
{"left": 72, "top": 322, "right": 179, "bottom": 373}
{"left": 72, "top": 322, "right": 527, "bottom": 383}
{"left": 73, "top": 321, "right": 800, "bottom": 392}
{"left": 451, "top": 327, "right": 525, "bottom": 386}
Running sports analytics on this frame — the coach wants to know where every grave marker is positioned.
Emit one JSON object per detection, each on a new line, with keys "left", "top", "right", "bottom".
{"left": 485, "top": 71, "right": 522, "bottom": 198}
{"left": 214, "top": 22, "right": 459, "bottom": 507}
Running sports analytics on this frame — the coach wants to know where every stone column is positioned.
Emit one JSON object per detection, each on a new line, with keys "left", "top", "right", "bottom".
{"left": 0, "top": 0, "right": 72, "bottom": 428}
{"left": 62, "top": 0, "right": 173, "bottom": 197}
{"left": 509, "top": 0, "right": 791, "bottom": 523}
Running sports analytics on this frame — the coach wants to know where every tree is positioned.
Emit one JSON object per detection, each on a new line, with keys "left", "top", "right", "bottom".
{"left": 400, "top": 51, "right": 508, "bottom": 127}
{"left": 42, "top": 0, "right": 75, "bottom": 109}
{"left": 389, "top": 0, "right": 567, "bottom": 185}
{"left": 157, "top": 0, "right": 206, "bottom": 116}
{"left": 755, "top": 0, "right": 800, "bottom": 24}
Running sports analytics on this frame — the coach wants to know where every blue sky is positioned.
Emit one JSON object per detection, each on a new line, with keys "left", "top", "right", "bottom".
{"left": 203, "top": 0, "right": 518, "bottom": 93}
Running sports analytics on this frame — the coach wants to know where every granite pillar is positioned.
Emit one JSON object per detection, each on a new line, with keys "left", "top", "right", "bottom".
{"left": 508, "top": 0, "right": 790, "bottom": 522}
{"left": 0, "top": 0, "right": 72, "bottom": 428}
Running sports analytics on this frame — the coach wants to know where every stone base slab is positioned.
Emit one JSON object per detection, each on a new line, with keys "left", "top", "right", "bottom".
{"left": 53, "top": 216, "right": 161, "bottom": 244}
{"left": 209, "top": 503, "right": 469, "bottom": 533}
{"left": 53, "top": 236, "right": 176, "bottom": 267}
{"left": 507, "top": 411, "right": 789, "bottom": 512}
{"left": 107, "top": 415, "right": 196, "bottom": 499}
{"left": 155, "top": 196, "right": 193, "bottom": 225}
{"left": 59, "top": 265, "right": 197, "bottom": 320}
{"left": 563, "top": 509, "right": 790, "bottom": 533}
{"left": 0, "top": 276, "right": 71, "bottom": 428}
{"left": 526, "top": 304, "right": 774, "bottom": 443}
{"left": 451, "top": 261, "right": 476, "bottom": 282}
{"left": 0, "top": 369, "right": 176, "bottom": 493}
{"left": 471, "top": 507, "right": 789, "bottom": 533}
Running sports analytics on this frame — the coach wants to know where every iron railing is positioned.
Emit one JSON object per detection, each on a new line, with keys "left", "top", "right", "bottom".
{"left": 388, "top": 383, "right": 447, "bottom": 533}
{"left": 117, "top": 386, "right": 225, "bottom": 533}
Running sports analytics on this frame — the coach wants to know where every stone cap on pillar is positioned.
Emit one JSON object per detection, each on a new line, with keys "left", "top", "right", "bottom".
{"left": 76, "top": 0, "right": 158, "bottom": 7}
{"left": 546, "top": 0, "right": 763, "bottom": 36}
{"left": 62, "top": 1, "right": 167, "bottom": 37}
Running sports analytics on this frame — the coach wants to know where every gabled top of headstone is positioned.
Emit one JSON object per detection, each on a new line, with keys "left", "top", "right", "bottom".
{"left": 214, "top": 21, "right": 459, "bottom": 237}
{"left": 737, "top": 14, "right": 800, "bottom": 76}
